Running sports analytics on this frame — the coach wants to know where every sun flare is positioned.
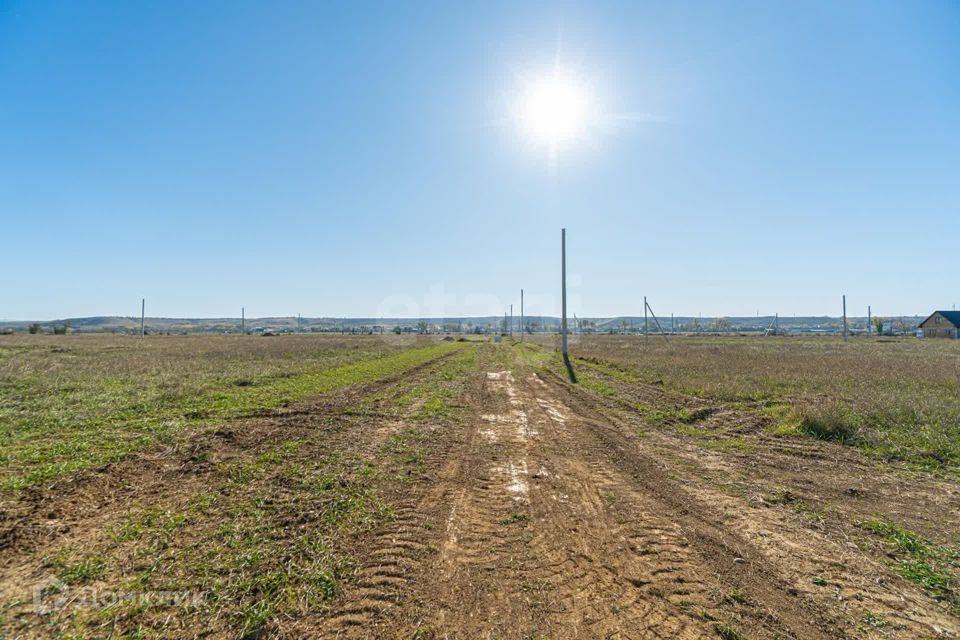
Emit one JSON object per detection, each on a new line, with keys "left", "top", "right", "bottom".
{"left": 515, "top": 66, "right": 595, "bottom": 152}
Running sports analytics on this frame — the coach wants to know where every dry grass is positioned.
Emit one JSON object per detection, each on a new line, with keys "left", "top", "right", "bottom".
{"left": 543, "top": 334, "right": 960, "bottom": 470}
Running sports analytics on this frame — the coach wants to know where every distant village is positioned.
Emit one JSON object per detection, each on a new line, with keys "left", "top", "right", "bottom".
{"left": 5, "top": 312, "right": 957, "bottom": 338}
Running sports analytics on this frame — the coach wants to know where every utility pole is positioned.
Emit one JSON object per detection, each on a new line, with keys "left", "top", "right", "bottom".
{"left": 867, "top": 305, "right": 872, "bottom": 334}
{"left": 842, "top": 295, "right": 848, "bottom": 342}
{"left": 510, "top": 304, "right": 513, "bottom": 338}
{"left": 241, "top": 307, "right": 245, "bottom": 335}
{"left": 645, "top": 299, "right": 671, "bottom": 343}
{"left": 671, "top": 313, "right": 675, "bottom": 333}
{"left": 520, "top": 289, "right": 524, "bottom": 342}
{"left": 644, "top": 296, "right": 649, "bottom": 342}
{"left": 561, "top": 228, "right": 568, "bottom": 361}
{"left": 140, "top": 298, "right": 145, "bottom": 338}
{"left": 775, "top": 312, "right": 779, "bottom": 335}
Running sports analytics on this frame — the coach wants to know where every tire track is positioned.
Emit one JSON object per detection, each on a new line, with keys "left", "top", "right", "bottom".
{"left": 535, "top": 367, "right": 869, "bottom": 639}
{"left": 425, "top": 366, "right": 721, "bottom": 638}
{"left": 430, "top": 370, "right": 538, "bottom": 638}
{"left": 520, "top": 373, "right": 717, "bottom": 639}
{"left": 549, "top": 360, "right": 960, "bottom": 637}
{"left": 310, "top": 350, "right": 492, "bottom": 638}
{"left": 319, "top": 503, "right": 435, "bottom": 633}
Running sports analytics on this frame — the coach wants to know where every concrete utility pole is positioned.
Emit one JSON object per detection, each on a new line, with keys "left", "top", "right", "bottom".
{"left": 671, "top": 313, "right": 675, "bottom": 333}
{"left": 644, "top": 299, "right": 670, "bottom": 343}
{"left": 241, "top": 307, "right": 245, "bottom": 335}
{"left": 867, "top": 305, "right": 872, "bottom": 334}
{"left": 520, "top": 289, "right": 524, "bottom": 342}
{"left": 510, "top": 304, "right": 513, "bottom": 338}
{"left": 140, "top": 298, "right": 145, "bottom": 338}
{"left": 644, "top": 296, "right": 649, "bottom": 342}
{"left": 561, "top": 228, "right": 568, "bottom": 360}
{"left": 842, "top": 295, "right": 848, "bottom": 342}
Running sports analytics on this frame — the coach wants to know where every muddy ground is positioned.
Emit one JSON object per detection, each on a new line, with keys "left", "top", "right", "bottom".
{"left": 1, "top": 341, "right": 958, "bottom": 638}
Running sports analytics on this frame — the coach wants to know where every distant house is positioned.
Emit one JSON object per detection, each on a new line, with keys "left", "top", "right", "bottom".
{"left": 919, "top": 311, "right": 960, "bottom": 339}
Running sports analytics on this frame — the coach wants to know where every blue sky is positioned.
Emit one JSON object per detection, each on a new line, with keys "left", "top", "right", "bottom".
{"left": 1, "top": 1, "right": 958, "bottom": 320}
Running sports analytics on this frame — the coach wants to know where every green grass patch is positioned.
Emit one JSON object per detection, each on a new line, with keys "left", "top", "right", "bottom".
{"left": 384, "top": 428, "right": 428, "bottom": 475}
{"left": 759, "top": 402, "right": 804, "bottom": 436}
{"left": 860, "top": 518, "right": 960, "bottom": 614}
{"left": 860, "top": 611, "right": 887, "bottom": 629}
{"left": 382, "top": 345, "right": 478, "bottom": 420}
{"left": 578, "top": 376, "right": 617, "bottom": 396}
{"left": 798, "top": 402, "right": 863, "bottom": 444}
{"left": 62, "top": 446, "right": 392, "bottom": 637}
{"left": 48, "top": 548, "right": 107, "bottom": 585}
{"left": 713, "top": 622, "right": 745, "bottom": 640}
{"left": 500, "top": 512, "right": 529, "bottom": 525}
{"left": 0, "top": 340, "right": 458, "bottom": 490}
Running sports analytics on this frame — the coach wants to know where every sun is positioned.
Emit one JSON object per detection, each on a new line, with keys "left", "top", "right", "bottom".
{"left": 514, "top": 66, "right": 595, "bottom": 152}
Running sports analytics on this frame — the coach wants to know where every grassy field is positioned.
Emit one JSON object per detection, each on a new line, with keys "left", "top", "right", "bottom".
{"left": 31, "top": 346, "right": 481, "bottom": 637}
{"left": 1, "top": 334, "right": 958, "bottom": 637}
{"left": 0, "top": 334, "right": 485, "bottom": 638}
{"left": 559, "top": 334, "right": 960, "bottom": 471}
{"left": 0, "top": 334, "right": 455, "bottom": 490}
{"left": 4, "top": 333, "right": 958, "bottom": 488}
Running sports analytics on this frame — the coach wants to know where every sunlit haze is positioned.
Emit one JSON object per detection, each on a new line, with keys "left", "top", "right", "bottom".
{"left": 514, "top": 65, "right": 596, "bottom": 154}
